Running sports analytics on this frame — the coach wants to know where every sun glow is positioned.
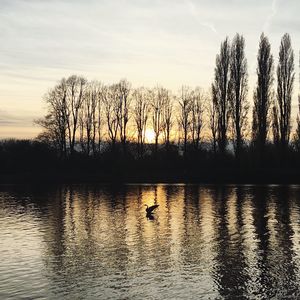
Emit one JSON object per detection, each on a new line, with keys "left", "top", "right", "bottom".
{"left": 145, "top": 128, "right": 156, "bottom": 144}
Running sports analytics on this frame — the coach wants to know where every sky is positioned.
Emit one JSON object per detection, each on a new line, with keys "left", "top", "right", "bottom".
{"left": 0, "top": 0, "right": 299, "bottom": 138}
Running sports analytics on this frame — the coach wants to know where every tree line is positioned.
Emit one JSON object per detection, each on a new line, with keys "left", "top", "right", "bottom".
{"left": 36, "top": 76, "right": 207, "bottom": 158}
{"left": 35, "top": 33, "right": 299, "bottom": 166}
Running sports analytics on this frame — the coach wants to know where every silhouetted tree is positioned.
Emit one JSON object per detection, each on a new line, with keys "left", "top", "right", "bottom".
{"left": 65, "top": 75, "right": 87, "bottom": 155}
{"left": 212, "top": 37, "right": 232, "bottom": 155}
{"left": 36, "top": 113, "right": 66, "bottom": 156}
{"left": 208, "top": 93, "right": 218, "bottom": 154}
{"left": 230, "top": 33, "right": 249, "bottom": 158}
{"left": 132, "top": 87, "right": 150, "bottom": 157}
{"left": 103, "top": 84, "right": 120, "bottom": 149}
{"left": 276, "top": 33, "right": 295, "bottom": 150}
{"left": 31, "top": 33, "right": 300, "bottom": 182}
{"left": 161, "top": 89, "right": 173, "bottom": 150}
{"left": 294, "top": 94, "right": 300, "bottom": 151}
{"left": 151, "top": 87, "right": 165, "bottom": 153}
{"left": 36, "top": 78, "right": 69, "bottom": 157}
{"left": 191, "top": 88, "right": 205, "bottom": 150}
{"left": 97, "top": 84, "right": 104, "bottom": 153}
{"left": 79, "top": 81, "right": 100, "bottom": 155}
{"left": 178, "top": 86, "right": 192, "bottom": 156}
{"left": 272, "top": 104, "right": 280, "bottom": 145}
{"left": 117, "top": 79, "right": 131, "bottom": 153}
{"left": 293, "top": 55, "right": 300, "bottom": 151}
{"left": 252, "top": 33, "right": 274, "bottom": 156}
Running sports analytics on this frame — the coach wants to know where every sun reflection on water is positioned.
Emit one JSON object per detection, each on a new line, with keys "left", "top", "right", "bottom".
{"left": 1, "top": 185, "right": 300, "bottom": 298}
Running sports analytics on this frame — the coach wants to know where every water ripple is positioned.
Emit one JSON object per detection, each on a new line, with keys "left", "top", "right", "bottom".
{"left": 1, "top": 184, "right": 300, "bottom": 299}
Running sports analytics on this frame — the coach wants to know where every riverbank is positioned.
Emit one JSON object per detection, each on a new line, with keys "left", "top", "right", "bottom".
{"left": 1, "top": 167, "right": 300, "bottom": 184}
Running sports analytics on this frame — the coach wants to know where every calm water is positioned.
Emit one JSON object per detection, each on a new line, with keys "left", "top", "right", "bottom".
{"left": 1, "top": 184, "right": 300, "bottom": 299}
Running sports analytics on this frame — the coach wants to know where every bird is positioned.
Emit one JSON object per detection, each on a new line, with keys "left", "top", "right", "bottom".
{"left": 145, "top": 204, "right": 159, "bottom": 214}
{"left": 146, "top": 213, "right": 155, "bottom": 220}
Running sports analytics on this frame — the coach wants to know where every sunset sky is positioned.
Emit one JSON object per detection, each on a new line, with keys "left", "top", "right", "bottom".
{"left": 0, "top": 0, "right": 299, "bottom": 138}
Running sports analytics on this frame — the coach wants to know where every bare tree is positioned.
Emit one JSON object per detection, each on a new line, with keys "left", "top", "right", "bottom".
{"left": 276, "top": 33, "right": 295, "bottom": 150}
{"left": 117, "top": 79, "right": 131, "bottom": 153}
{"left": 151, "top": 87, "right": 165, "bottom": 153}
{"left": 132, "top": 87, "right": 150, "bottom": 156}
{"left": 96, "top": 82, "right": 104, "bottom": 154}
{"left": 252, "top": 33, "right": 274, "bottom": 153}
{"left": 178, "top": 86, "right": 192, "bottom": 156}
{"left": 90, "top": 81, "right": 102, "bottom": 155}
{"left": 102, "top": 84, "right": 120, "bottom": 149}
{"left": 36, "top": 113, "right": 65, "bottom": 156}
{"left": 208, "top": 93, "right": 218, "bottom": 154}
{"left": 190, "top": 87, "right": 205, "bottom": 150}
{"left": 212, "top": 37, "right": 232, "bottom": 155}
{"left": 161, "top": 89, "right": 173, "bottom": 150}
{"left": 78, "top": 107, "right": 85, "bottom": 153}
{"left": 36, "top": 79, "right": 69, "bottom": 157}
{"left": 79, "top": 81, "right": 99, "bottom": 155}
{"left": 65, "top": 75, "right": 87, "bottom": 155}
{"left": 38, "top": 75, "right": 87, "bottom": 157}
{"left": 230, "top": 33, "right": 249, "bottom": 158}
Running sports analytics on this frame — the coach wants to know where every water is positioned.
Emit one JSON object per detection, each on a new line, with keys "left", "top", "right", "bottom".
{"left": 1, "top": 184, "right": 300, "bottom": 299}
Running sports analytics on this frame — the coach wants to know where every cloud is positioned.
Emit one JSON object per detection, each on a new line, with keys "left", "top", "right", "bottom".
{"left": 201, "top": 22, "right": 218, "bottom": 34}
{"left": 263, "top": 0, "right": 278, "bottom": 33}
{"left": 0, "top": 110, "right": 37, "bottom": 127}
{"left": 184, "top": 0, "right": 218, "bottom": 35}
{"left": 0, "top": 0, "right": 300, "bottom": 138}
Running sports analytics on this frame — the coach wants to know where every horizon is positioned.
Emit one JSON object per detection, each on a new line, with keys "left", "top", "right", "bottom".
{"left": 1, "top": 0, "right": 300, "bottom": 139}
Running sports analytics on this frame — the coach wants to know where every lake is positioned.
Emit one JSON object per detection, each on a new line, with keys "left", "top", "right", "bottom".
{"left": 1, "top": 184, "right": 300, "bottom": 299}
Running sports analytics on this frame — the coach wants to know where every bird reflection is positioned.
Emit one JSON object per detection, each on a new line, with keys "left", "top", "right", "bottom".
{"left": 145, "top": 204, "right": 159, "bottom": 220}
{"left": 146, "top": 212, "right": 155, "bottom": 220}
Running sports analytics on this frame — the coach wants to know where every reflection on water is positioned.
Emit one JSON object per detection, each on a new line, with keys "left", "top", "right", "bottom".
{"left": 1, "top": 184, "right": 300, "bottom": 299}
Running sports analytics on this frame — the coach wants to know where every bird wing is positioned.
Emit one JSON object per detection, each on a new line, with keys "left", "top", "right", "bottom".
{"left": 149, "top": 204, "right": 159, "bottom": 212}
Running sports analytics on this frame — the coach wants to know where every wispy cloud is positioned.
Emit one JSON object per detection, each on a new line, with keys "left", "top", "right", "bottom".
{"left": 185, "top": 0, "right": 218, "bottom": 35}
{"left": 0, "top": 0, "right": 299, "bottom": 138}
{"left": 263, "top": 0, "right": 278, "bottom": 33}
{"left": 0, "top": 110, "right": 37, "bottom": 127}
{"left": 201, "top": 22, "right": 218, "bottom": 34}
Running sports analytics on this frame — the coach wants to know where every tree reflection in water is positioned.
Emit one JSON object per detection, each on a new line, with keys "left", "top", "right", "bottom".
{"left": 1, "top": 184, "right": 300, "bottom": 299}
